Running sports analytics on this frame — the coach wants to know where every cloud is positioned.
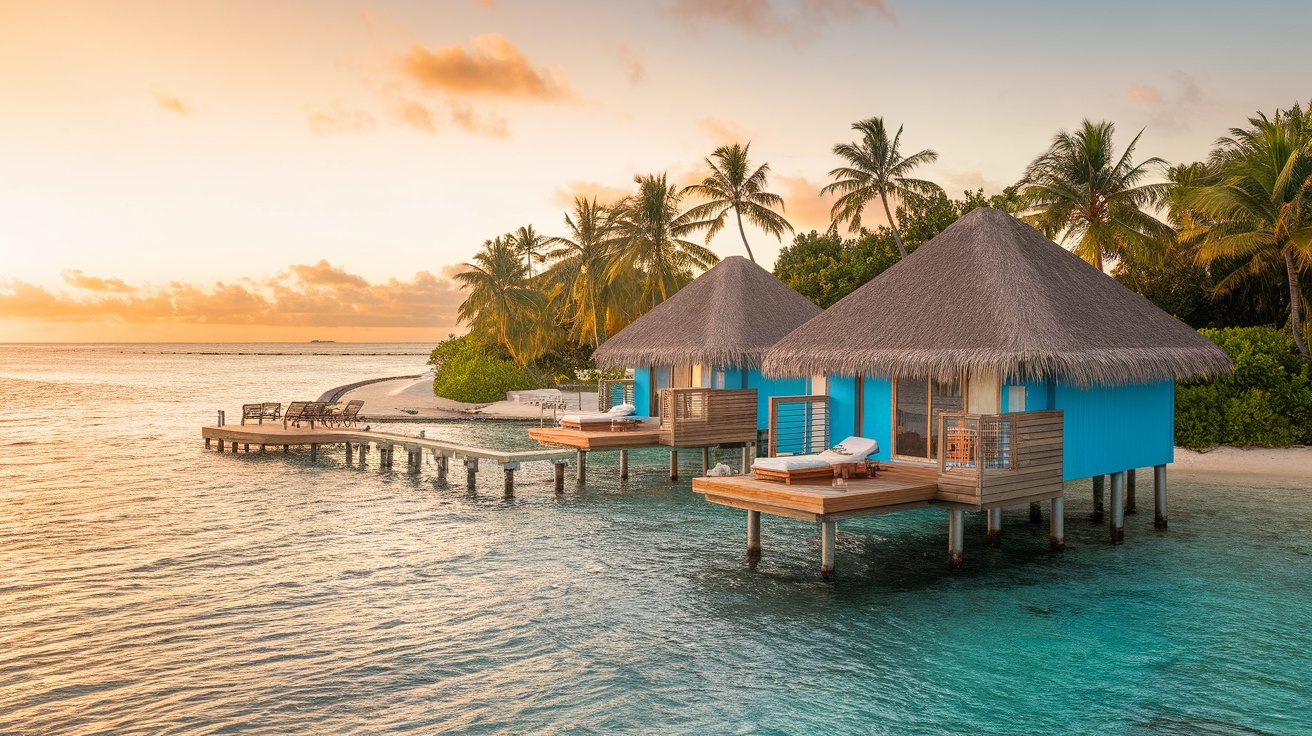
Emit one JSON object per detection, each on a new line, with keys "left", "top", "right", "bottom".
{"left": 306, "top": 105, "right": 378, "bottom": 135}
{"left": 399, "top": 34, "right": 575, "bottom": 101}
{"left": 608, "top": 45, "right": 647, "bottom": 85}
{"left": 389, "top": 96, "right": 438, "bottom": 133}
{"left": 548, "top": 180, "right": 634, "bottom": 208}
{"left": 696, "top": 116, "right": 752, "bottom": 146}
{"left": 1127, "top": 83, "right": 1162, "bottom": 104}
{"left": 153, "top": 89, "right": 191, "bottom": 114}
{"left": 774, "top": 174, "right": 842, "bottom": 232}
{"left": 666, "top": 0, "right": 892, "bottom": 36}
{"left": 1128, "top": 71, "right": 1208, "bottom": 130}
{"left": 0, "top": 262, "right": 464, "bottom": 329}
{"left": 61, "top": 269, "right": 136, "bottom": 293}
{"left": 449, "top": 100, "right": 510, "bottom": 137}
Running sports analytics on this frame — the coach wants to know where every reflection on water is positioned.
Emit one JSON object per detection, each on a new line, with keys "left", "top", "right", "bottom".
{"left": 1, "top": 344, "right": 1310, "bottom": 734}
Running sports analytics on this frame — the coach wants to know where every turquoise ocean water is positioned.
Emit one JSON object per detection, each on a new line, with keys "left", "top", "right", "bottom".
{"left": 1, "top": 344, "right": 1309, "bottom": 734}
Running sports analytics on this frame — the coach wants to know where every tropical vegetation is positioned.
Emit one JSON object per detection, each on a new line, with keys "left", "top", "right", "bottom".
{"left": 445, "top": 105, "right": 1312, "bottom": 445}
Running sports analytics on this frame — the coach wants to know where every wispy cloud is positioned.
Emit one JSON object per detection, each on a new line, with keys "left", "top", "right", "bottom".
{"left": 1128, "top": 71, "right": 1207, "bottom": 130}
{"left": 449, "top": 100, "right": 510, "bottom": 137}
{"left": 152, "top": 88, "right": 191, "bottom": 114}
{"left": 666, "top": 0, "right": 892, "bottom": 37}
{"left": 608, "top": 45, "right": 647, "bottom": 85}
{"left": 548, "top": 180, "right": 635, "bottom": 208}
{"left": 388, "top": 96, "right": 439, "bottom": 133}
{"left": 306, "top": 105, "right": 378, "bottom": 135}
{"left": 1, "top": 261, "right": 463, "bottom": 329}
{"left": 774, "top": 174, "right": 841, "bottom": 232}
{"left": 61, "top": 269, "right": 136, "bottom": 293}
{"left": 696, "top": 116, "right": 752, "bottom": 146}
{"left": 399, "top": 34, "right": 575, "bottom": 101}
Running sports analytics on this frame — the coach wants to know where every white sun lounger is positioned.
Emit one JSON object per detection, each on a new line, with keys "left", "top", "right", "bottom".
{"left": 751, "top": 436, "right": 881, "bottom": 484}
{"left": 559, "top": 403, "right": 636, "bottom": 429}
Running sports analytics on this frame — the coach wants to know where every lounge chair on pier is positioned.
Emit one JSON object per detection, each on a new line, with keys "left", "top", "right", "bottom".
{"left": 751, "top": 436, "right": 881, "bottom": 485}
{"left": 241, "top": 402, "right": 282, "bottom": 425}
{"left": 283, "top": 401, "right": 312, "bottom": 428}
{"left": 322, "top": 400, "right": 364, "bottom": 427}
{"left": 558, "top": 403, "right": 637, "bottom": 430}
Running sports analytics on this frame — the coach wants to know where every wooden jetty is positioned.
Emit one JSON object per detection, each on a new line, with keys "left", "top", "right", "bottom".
{"left": 201, "top": 422, "right": 574, "bottom": 494}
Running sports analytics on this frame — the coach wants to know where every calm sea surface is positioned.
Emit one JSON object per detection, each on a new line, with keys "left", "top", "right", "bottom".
{"left": 1, "top": 344, "right": 1310, "bottom": 735}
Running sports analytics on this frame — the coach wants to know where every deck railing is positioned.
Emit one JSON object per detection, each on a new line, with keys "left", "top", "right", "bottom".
{"left": 936, "top": 410, "right": 1064, "bottom": 506}
{"left": 767, "top": 395, "right": 829, "bottom": 457}
{"left": 598, "top": 378, "right": 635, "bottom": 412}
{"left": 657, "top": 388, "right": 758, "bottom": 446}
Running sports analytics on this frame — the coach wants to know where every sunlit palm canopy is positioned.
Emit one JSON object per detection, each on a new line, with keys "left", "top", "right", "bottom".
{"left": 681, "top": 142, "right": 793, "bottom": 263}
{"left": 610, "top": 172, "right": 719, "bottom": 309}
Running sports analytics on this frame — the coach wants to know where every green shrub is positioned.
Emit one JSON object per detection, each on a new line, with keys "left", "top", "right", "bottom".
{"left": 428, "top": 334, "right": 538, "bottom": 403}
{"left": 1175, "top": 327, "right": 1312, "bottom": 448}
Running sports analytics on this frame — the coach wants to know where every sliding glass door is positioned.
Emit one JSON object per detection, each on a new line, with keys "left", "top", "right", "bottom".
{"left": 893, "top": 374, "right": 964, "bottom": 459}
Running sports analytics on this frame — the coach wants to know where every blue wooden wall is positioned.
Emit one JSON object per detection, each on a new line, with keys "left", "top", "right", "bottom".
{"left": 746, "top": 369, "right": 809, "bottom": 430}
{"left": 633, "top": 367, "right": 652, "bottom": 416}
{"left": 860, "top": 375, "right": 894, "bottom": 461}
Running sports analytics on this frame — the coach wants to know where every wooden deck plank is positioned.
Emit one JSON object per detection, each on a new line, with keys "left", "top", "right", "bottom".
{"left": 202, "top": 424, "right": 573, "bottom": 464}
{"left": 527, "top": 424, "right": 666, "bottom": 450}
{"left": 693, "top": 462, "right": 941, "bottom": 518}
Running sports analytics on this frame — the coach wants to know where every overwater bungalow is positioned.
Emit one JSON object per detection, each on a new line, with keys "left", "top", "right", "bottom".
{"left": 527, "top": 256, "right": 821, "bottom": 477}
{"left": 694, "top": 208, "right": 1232, "bottom": 573}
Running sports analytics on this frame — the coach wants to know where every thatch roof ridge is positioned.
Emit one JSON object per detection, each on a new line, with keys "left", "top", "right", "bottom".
{"left": 761, "top": 208, "right": 1232, "bottom": 386}
{"left": 593, "top": 255, "right": 822, "bottom": 369}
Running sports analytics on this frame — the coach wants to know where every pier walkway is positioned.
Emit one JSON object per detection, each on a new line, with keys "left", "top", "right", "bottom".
{"left": 201, "top": 423, "right": 573, "bottom": 494}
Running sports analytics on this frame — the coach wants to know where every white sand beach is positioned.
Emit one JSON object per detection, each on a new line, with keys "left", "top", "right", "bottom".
{"left": 1170, "top": 446, "right": 1312, "bottom": 483}
{"left": 339, "top": 373, "right": 598, "bottom": 421}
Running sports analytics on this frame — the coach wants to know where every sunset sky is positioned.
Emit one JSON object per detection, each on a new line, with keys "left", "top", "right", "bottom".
{"left": 2, "top": 0, "right": 1309, "bottom": 342}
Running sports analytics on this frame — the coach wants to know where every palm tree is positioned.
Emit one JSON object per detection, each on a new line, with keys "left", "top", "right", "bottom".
{"left": 1187, "top": 103, "right": 1312, "bottom": 359}
{"left": 509, "top": 225, "right": 549, "bottom": 277}
{"left": 543, "top": 197, "right": 623, "bottom": 348}
{"left": 610, "top": 173, "right": 719, "bottom": 309}
{"left": 822, "top": 117, "right": 942, "bottom": 257}
{"left": 454, "top": 235, "right": 549, "bottom": 365}
{"left": 681, "top": 142, "right": 793, "bottom": 263}
{"left": 1020, "top": 120, "right": 1172, "bottom": 272}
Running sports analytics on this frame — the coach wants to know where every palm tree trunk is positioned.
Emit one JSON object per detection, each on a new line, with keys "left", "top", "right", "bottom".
{"left": 734, "top": 208, "right": 756, "bottom": 263}
{"left": 880, "top": 191, "right": 907, "bottom": 257}
{"left": 1284, "top": 248, "right": 1310, "bottom": 360}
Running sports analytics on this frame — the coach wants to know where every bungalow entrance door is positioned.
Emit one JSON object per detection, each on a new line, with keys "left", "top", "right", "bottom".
{"left": 893, "top": 374, "right": 965, "bottom": 460}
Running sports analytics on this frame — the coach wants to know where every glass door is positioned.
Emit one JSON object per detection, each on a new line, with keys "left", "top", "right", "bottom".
{"left": 894, "top": 373, "right": 965, "bottom": 459}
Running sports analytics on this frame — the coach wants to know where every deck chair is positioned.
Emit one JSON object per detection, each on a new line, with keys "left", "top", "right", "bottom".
{"left": 283, "top": 401, "right": 309, "bottom": 428}
{"left": 751, "top": 436, "right": 881, "bottom": 485}
{"left": 241, "top": 404, "right": 265, "bottom": 425}
{"left": 335, "top": 400, "right": 364, "bottom": 427}
{"left": 558, "top": 403, "right": 636, "bottom": 430}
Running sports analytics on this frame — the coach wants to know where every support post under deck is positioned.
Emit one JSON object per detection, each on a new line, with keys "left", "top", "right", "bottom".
{"left": 553, "top": 460, "right": 567, "bottom": 493}
{"left": 747, "top": 510, "right": 761, "bottom": 565}
{"left": 1029, "top": 501, "right": 1042, "bottom": 524}
{"left": 619, "top": 449, "right": 628, "bottom": 480}
{"left": 1091, "top": 475, "right": 1105, "bottom": 522}
{"left": 576, "top": 450, "right": 586, "bottom": 483}
{"left": 820, "top": 520, "right": 836, "bottom": 576}
{"left": 1126, "top": 468, "right": 1137, "bottom": 514}
{"left": 1050, "top": 496, "right": 1065, "bottom": 552}
{"left": 948, "top": 510, "right": 964, "bottom": 568}
{"left": 1154, "top": 464, "right": 1167, "bottom": 529}
{"left": 437, "top": 453, "right": 448, "bottom": 483}
{"left": 1110, "top": 471, "right": 1125, "bottom": 544}
{"left": 502, "top": 462, "right": 518, "bottom": 497}
{"left": 669, "top": 450, "right": 678, "bottom": 482}
{"left": 464, "top": 457, "right": 478, "bottom": 489}
{"left": 701, "top": 447, "right": 710, "bottom": 476}
{"left": 986, "top": 508, "right": 1002, "bottom": 547}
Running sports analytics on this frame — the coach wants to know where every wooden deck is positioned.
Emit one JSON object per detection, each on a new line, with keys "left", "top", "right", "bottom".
{"left": 527, "top": 421, "right": 667, "bottom": 450}
{"left": 693, "top": 462, "right": 941, "bottom": 521}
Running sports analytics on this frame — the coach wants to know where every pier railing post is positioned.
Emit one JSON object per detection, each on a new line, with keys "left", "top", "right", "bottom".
{"left": 740, "top": 445, "right": 751, "bottom": 475}
{"left": 1050, "top": 496, "right": 1065, "bottom": 552}
{"left": 1154, "top": 464, "right": 1167, "bottom": 529}
{"left": 218, "top": 410, "right": 225, "bottom": 427}
{"left": 1110, "top": 471, "right": 1125, "bottom": 544}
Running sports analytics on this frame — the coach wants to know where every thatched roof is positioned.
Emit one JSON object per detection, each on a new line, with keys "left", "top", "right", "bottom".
{"left": 593, "top": 256, "right": 822, "bottom": 369}
{"left": 762, "top": 208, "right": 1232, "bottom": 386}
